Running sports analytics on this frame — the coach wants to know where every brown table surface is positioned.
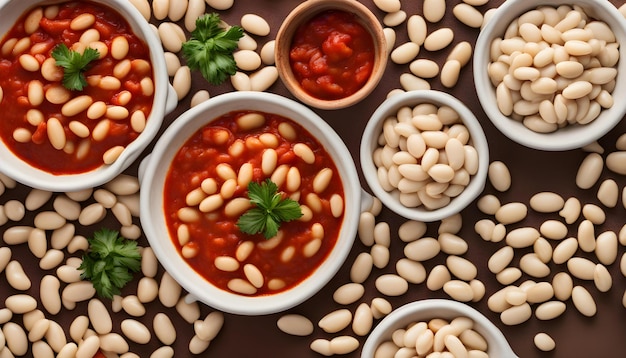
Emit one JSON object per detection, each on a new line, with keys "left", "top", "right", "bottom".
{"left": 3, "top": 0, "right": 626, "bottom": 357}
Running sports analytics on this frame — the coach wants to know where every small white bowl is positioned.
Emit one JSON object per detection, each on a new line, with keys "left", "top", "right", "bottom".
{"left": 474, "top": 0, "right": 626, "bottom": 151}
{"left": 0, "top": 0, "right": 177, "bottom": 191}
{"left": 361, "top": 299, "right": 519, "bottom": 357}
{"left": 360, "top": 90, "right": 489, "bottom": 222}
{"left": 139, "top": 91, "right": 368, "bottom": 315}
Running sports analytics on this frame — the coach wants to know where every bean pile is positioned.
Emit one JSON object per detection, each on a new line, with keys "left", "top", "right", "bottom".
{"left": 488, "top": 5, "right": 619, "bottom": 133}
{"left": 372, "top": 102, "right": 480, "bottom": 210}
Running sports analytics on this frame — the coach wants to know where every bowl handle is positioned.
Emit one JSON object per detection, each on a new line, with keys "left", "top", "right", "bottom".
{"left": 360, "top": 188, "right": 374, "bottom": 213}
{"left": 165, "top": 84, "right": 178, "bottom": 115}
{"left": 185, "top": 294, "right": 199, "bottom": 304}
{"left": 138, "top": 153, "right": 151, "bottom": 184}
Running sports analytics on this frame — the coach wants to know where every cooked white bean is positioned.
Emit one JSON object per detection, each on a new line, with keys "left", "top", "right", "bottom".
{"left": 446, "top": 255, "right": 477, "bottom": 281}
{"left": 227, "top": 278, "right": 257, "bottom": 295}
{"left": 534, "top": 332, "right": 556, "bottom": 352}
{"left": 423, "top": 0, "right": 445, "bottom": 23}
{"left": 123, "top": 295, "right": 146, "bottom": 317}
{"left": 375, "top": 274, "right": 408, "bottom": 296}
{"left": 260, "top": 40, "right": 275, "bottom": 65}
{"left": 175, "top": 296, "right": 200, "bottom": 324}
{"left": 391, "top": 42, "right": 420, "bottom": 65}
{"left": 172, "top": 65, "right": 191, "bottom": 100}
{"left": 234, "top": 49, "right": 262, "bottom": 71}
{"left": 34, "top": 211, "right": 66, "bottom": 230}
{"left": 40, "top": 275, "right": 61, "bottom": 315}
{"left": 333, "top": 283, "right": 364, "bottom": 305}
{"left": 78, "top": 203, "right": 106, "bottom": 226}
{"left": 404, "top": 16, "right": 426, "bottom": 48}
{"left": 3, "top": 322, "right": 28, "bottom": 356}
{"left": 453, "top": 3, "right": 483, "bottom": 28}
{"left": 241, "top": 14, "right": 270, "bottom": 36}
{"left": 500, "top": 303, "right": 532, "bottom": 325}
{"left": 443, "top": 280, "right": 474, "bottom": 302}
{"left": 5, "top": 294, "right": 37, "bottom": 314}
{"left": 121, "top": 319, "right": 151, "bottom": 344}
{"left": 424, "top": 28, "right": 454, "bottom": 51}
{"left": 505, "top": 227, "right": 539, "bottom": 248}
{"left": 250, "top": 66, "right": 278, "bottom": 92}
{"left": 352, "top": 303, "right": 374, "bottom": 336}
{"left": 488, "top": 161, "right": 511, "bottom": 192}
{"left": 39, "top": 249, "right": 64, "bottom": 270}
{"left": 3, "top": 226, "right": 32, "bottom": 245}
{"left": 6, "top": 260, "right": 31, "bottom": 290}
{"left": 137, "top": 277, "right": 158, "bottom": 303}
{"left": 571, "top": 285, "right": 596, "bottom": 317}
{"left": 329, "top": 336, "right": 359, "bottom": 355}
{"left": 154, "top": 313, "right": 177, "bottom": 345}
{"left": 606, "top": 151, "right": 626, "bottom": 175}
{"left": 159, "top": 272, "right": 182, "bottom": 308}
{"left": 318, "top": 309, "right": 352, "bottom": 334}
{"left": 404, "top": 237, "right": 440, "bottom": 261}
{"left": 87, "top": 299, "right": 112, "bottom": 334}
{"left": 231, "top": 71, "right": 252, "bottom": 90}
{"left": 594, "top": 264, "right": 612, "bottom": 292}
{"left": 582, "top": 203, "right": 606, "bottom": 224}
{"left": 495, "top": 202, "right": 527, "bottom": 224}
{"left": 277, "top": 314, "right": 314, "bottom": 336}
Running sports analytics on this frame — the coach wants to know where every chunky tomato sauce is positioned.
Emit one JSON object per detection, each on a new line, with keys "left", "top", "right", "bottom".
{"left": 163, "top": 111, "right": 345, "bottom": 296}
{"left": 289, "top": 10, "right": 375, "bottom": 100}
{"left": 0, "top": 1, "right": 154, "bottom": 174}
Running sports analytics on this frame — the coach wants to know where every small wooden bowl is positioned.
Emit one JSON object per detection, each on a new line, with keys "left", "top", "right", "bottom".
{"left": 275, "top": 0, "right": 387, "bottom": 110}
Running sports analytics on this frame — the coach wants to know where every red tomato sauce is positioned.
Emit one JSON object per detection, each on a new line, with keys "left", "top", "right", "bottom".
{"left": 0, "top": 1, "right": 154, "bottom": 174}
{"left": 163, "top": 111, "right": 345, "bottom": 296}
{"left": 289, "top": 10, "right": 375, "bottom": 100}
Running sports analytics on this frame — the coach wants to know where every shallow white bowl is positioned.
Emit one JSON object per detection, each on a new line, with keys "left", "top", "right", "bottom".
{"left": 361, "top": 299, "right": 519, "bottom": 357}
{"left": 0, "top": 0, "right": 177, "bottom": 191}
{"left": 360, "top": 90, "right": 489, "bottom": 222}
{"left": 474, "top": 0, "right": 626, "bottom": 151}
{"left": 139, "top": 91, "right": 365, "bottom": 315}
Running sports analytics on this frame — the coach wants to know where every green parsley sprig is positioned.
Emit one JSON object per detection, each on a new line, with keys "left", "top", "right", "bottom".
{"left": 237, "top": 179, "right": 303, "bottom": 239}
{"left": 51, "top": 43, "right": 100, "bottom": 91}
{"left": 182, "top": 13, "right": 244, "bottom": 85}
{"left": 79, "top": 228, "right": 141, "bottom": 299}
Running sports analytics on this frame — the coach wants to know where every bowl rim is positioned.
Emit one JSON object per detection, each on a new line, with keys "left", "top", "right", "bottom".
{"left": 0, "top": 0, "right": 172, "bottom": 191}
{"left": 139, "top": 91, "right": 362, "bottom": 315}
{"left": 361, "top": 299, "right": 518, "bottom": 357}
{"left": 359, "top": 90, "right": 489, "bottom": 222}
{"left": 274, "top": 0, "right": 388, "bottom": 110}
{"left": 473, "top": 0, "right": 626, "bottom": 151}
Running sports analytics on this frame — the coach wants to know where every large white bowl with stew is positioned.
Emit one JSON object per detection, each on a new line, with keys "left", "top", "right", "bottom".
{"left": 0, "top": 0, "right": 176, "bottom": 191}
{"left": 139, "top": 91, "right": 367, "bottom": 315}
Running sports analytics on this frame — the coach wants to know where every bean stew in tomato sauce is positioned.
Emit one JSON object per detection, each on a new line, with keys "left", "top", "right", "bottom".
{"left": 163, "top": 110, "right": 345, "bottom": 296}
{"left": 289, "top": 10, "right": 375, "bottom": 101}
{"left": 0, "top": 1, "right": 154, "bottom": 174}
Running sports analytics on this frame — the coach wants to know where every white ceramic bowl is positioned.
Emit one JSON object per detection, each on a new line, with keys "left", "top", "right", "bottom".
{"left": 360, "top": 90, "right": 489, "bottom": 222}
{"left": 0, "top": 0, "right": 177, "bottom": 191}
{"left": 474, "top": 0, "right": 626, "bottom": 151}
{"left": 139, "top": 91, "right": 367, "bottom": 315}
{"left": 361, "top": 299, "right": 519, "bottom": 358}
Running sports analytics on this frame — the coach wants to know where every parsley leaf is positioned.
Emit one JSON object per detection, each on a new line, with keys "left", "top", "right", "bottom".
{"left": 182, "top": 13, "right": 244, "bottom": 85}
{"left": 51, "top": 43, "right": 100, "bottom": 91}
{"left": 237, "top": 179, "right": 303, "bottom": 239}
{"left": 78, "top": 228, "right": 141, "bottom": 299}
